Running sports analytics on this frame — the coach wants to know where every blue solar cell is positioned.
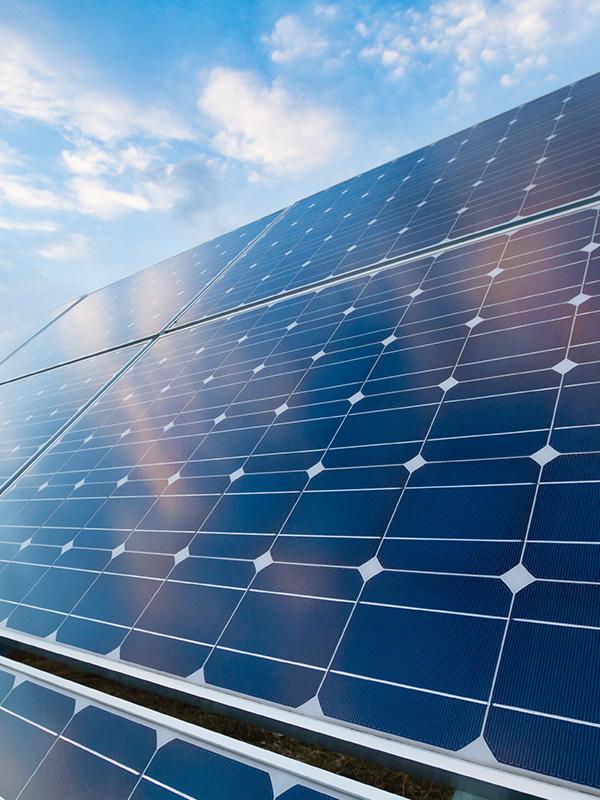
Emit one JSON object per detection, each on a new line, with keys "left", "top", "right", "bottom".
{"left": 320, "top": 672, "right": 485, "bottom": 751}
{"left": 0, "top": 198, "right": 599, "bottom": 794}
{"left": 332, "top": 603, "right": 505, "bottom": 701}
{"left": 3, "top": 679, "right": 75, "bottom": 730}
{"left": 0, "top": 711, "right": 55, "bottom": 799}
{"left": 0, "top": 659, "right": 388, "bottom": 800}
{"left": 22, "top": 739, "right": 141, "bottom": 799}
{"left": 492, "top": 619, "right": 600, "bottom": 725}
{"left": 135, "top": 739, "right": 272, "bottom": 800}
{"left": 485, "top": 705, "right": 600, "bottom": 790}
{"left": 363, "top": 571, "right": 511, "bottom": 616}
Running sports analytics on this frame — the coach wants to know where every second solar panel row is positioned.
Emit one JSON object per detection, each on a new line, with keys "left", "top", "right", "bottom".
{"left": 1, "top": 72, "right": 600, "bottom": 385}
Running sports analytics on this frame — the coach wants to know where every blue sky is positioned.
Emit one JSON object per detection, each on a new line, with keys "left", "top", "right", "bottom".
{"left": 1, "top": 0, "right": 599, "bottom": 330}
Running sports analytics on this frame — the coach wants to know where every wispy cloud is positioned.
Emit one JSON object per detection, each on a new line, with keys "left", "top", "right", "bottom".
{"left": 38, "top": 232, "right": 90, "bottom": 261}
{"left": 264, "top": 14, "right": 328, "bottom": 62}
{"left": 143, "top": 156, "right": 220, "bottom": 222}
{"left": 0, "top": 217, "right": 59, "bottom": 232}
{"left": 0, "top": 23, "right": 224, "bottom": 227}
{"left": 313, "top": 4, "right": 340, "bottom": 20}
{"left": 370, "top": 0, "right": 600, "bottom": 94}
{"left": 0, "top": 173, "right": 69, "bottom": 210}
{"left": 0, "top": 139, "right": 22, "bottom": 167}
{"left": 199, "top": 67, "right": 346, "bottom": 176}
{"left": 268, "top": 0, "right": 600, "bottom": 103}
{"left": 0, "top": 25, "right": 193, "bottom": 142}
{"left": 356, "top": 0, "right": 565, "bottom": 96}
{"left": 68, "top": 177, "right": 153, "bottom": 218}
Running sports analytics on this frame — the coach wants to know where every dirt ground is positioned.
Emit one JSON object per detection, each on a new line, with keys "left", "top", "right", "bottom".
{"left": 7, "top": 648, "right": 452, "bottom": 800}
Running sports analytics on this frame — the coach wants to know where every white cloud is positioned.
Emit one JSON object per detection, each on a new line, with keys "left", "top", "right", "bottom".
{"left": 0, "top": 25, "right": 193, "bottom": 142}
{"left": 139, "top": 156, "right": 219, "bottom": 221}
{"left": 38, "top": 233, "right": 90, "bottom": 261}
{"left": 0, "top": 218, "right": 59, "bottom": 232}
{"left": 64, "top": 153, "right": 214, "bottom": 219}
{"left": 199, "top": 67, "right": 345, "bottom": 176}
{"left": 0, "top": 174, "right": 69, "bottom": 210}
{"left": 61, "top": 143, "right": 116, "bottom": 176}
{"left": 264, "top": 15, "right": 328, "bottom": 62}
{"left": 1, "top": 156, "right": 209, "bottom": 220}
{"left": 313, "top": 4, "right": 340, "bottom": 20}
{"left": 360, "top": 34, "right": 414, "bottom": 80}
{"left": 0, "top": 27, "right": 212, "bottom": 239}
{"left": 0, "top": 26, "right": 224, "bottom": 228}
{"left": 61, "top": 141, "right": 160, "bottom": 177}
{"left": 0, "top": 23, "right": 220, "bottom": 234}
{"left": 69, "top": 177, "right": 152, "bottom": 218}
{"left": 69, "top": 93, "right": 191, "bottom": 142}
{"left": 118, "top": 145, "right": 160, "bottom": 173}
{"left": 0, "top": 140, "right": 22, "bottom": 167}
{"left": 352, "top": 0, "right": 600, "bottom": 99}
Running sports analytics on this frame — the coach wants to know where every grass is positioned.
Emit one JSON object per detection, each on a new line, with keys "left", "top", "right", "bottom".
{"left": 7, "top": 647, "right": 452, "bottom": 800}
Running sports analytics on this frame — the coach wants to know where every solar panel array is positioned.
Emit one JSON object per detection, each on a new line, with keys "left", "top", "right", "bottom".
{"left": 1, "top": 72, "right": 600, "bottom": 799}
{"left": 0, "top": 657, "right": 395, "bottom": 800}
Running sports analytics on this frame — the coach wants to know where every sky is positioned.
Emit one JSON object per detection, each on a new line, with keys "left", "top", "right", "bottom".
{"left": 1, "top": 0, "right": 600, "bottom": 331}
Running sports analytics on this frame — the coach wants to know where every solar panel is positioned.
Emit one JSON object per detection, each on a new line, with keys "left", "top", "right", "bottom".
{"left": 0, "top": 211, "right": 280, "bottom": 383}
{"left": 173, "top": 72, "right": 600, "bottom": 328}
{"left": 0, "top": 656, "right": 399, "bottom": 800}
{"left": 0, "top": 201, "right": 598, "bottom": 797}
{"left": 0, "top": 344, "right": 140, "bottom": 489}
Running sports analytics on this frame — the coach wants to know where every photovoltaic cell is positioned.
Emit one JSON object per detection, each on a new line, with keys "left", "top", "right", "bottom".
{"left": 0, "top": 657, "right": 395, "bottom": 800}
{"left": 0, "top": 211, "right": 279, "bottom": 383}
{"left": 0, "top": 205, "right": 599, "bottom": 794}
{"left": 174, "top": 72, "right": 600, "bottom": 328}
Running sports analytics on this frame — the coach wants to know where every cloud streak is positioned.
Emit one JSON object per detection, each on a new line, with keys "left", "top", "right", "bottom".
{"left": 38, "top": 233, "right": 90, "bottom": 261}
{"left": 0, "top": 218, "right": 59, "bottom": 232}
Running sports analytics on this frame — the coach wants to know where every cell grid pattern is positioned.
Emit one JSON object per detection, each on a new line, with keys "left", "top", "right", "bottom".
{"left": 0, "top": 206, "right": 599, "bottom": 791}
{"left": 0, "top": 661, "right": 352, "bottom": 800}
